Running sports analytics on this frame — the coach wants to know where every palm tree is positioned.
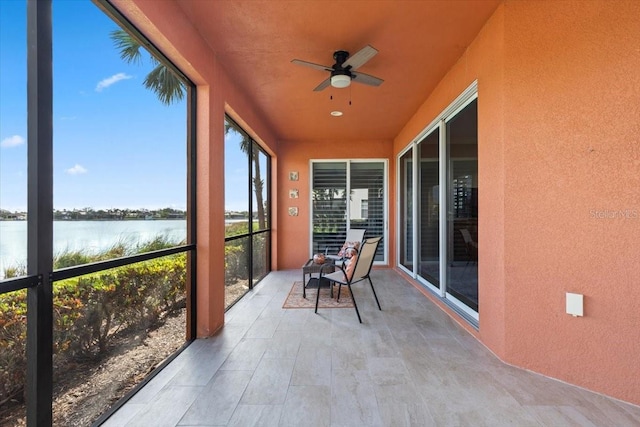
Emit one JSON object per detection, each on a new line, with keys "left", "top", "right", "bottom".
{"left": 111, "top": 29, "right": 266, "bottom": 229}
{"left": 250, "top": 147, "right": 266, "bottom": 230}
{"left": 224, "top": 122, "right": 267, "bottom": 230}
{"left": 110, "top": 29, "right": 185, "bottom": 105}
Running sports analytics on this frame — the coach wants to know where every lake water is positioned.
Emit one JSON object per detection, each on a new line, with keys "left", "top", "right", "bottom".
{"left": 0, "top": 220, "right": 187, "bottom": 278}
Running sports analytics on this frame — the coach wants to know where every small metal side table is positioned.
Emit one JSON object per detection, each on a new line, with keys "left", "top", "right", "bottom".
{"left": 301, "top": 258, "right": 335, "bottom": 298}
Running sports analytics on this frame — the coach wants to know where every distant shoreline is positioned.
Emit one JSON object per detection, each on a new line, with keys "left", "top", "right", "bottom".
{"left": 0, "top": 218, "right": 188, "bottom": 221}
{"left": 0, "top": 218, "right": 249, "bottom": 223}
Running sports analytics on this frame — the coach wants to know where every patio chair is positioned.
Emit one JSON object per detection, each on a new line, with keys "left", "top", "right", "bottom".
{"left": 325, "top": 228, "right": 366, "bottom": 265}
{"left": 316, "top": 236, "right": 382, "bottom": 323}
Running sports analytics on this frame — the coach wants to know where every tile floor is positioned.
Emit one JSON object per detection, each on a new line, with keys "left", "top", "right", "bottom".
{"left": 100, "top": 269, "right": 640, "bottom": 426}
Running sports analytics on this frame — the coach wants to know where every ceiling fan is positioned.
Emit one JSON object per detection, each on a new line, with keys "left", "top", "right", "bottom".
{"left": 291, "top": 45, "right": 384, "bottom": 91}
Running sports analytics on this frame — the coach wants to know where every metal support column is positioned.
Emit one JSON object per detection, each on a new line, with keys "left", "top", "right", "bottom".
{"left": 187, "top": 87, "right": 197, "bottom": 340}
{"left": 26, "top": 0, "right": 54, "bottom": 425}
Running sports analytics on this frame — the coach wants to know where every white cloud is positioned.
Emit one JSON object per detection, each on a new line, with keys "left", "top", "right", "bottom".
{"left": 1, "top": 135, "right": 25, "bottom": 148}
{"left": 95, "top": 73, "right": 133, "bottom": 92}
{"left": 66, "top": 164, "right": 88, "bottom": 175}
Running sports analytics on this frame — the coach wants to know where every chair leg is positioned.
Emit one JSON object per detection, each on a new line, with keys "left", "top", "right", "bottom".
{"left": 367, "top": 277, "right": 382, "bottom": 310}
{"left": 336, "top": 283, "right": 342, "bottom": 301}
{"left": 314, "top": 277, "right": 322, "bottom": 314}
{"left": 347, "top": 283, "right": 362, "bottom": 323}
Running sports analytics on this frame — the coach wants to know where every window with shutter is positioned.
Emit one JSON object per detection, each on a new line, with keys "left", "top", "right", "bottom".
{"left": 311, "top": 161, "right": 386, "bottom": 263}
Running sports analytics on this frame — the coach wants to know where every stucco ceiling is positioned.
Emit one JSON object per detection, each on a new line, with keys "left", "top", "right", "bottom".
{"left": 175, "top": 0, "right": 500, "bottom": 143}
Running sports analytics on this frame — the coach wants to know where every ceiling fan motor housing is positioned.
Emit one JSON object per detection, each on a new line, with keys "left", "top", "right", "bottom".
{"left": 331, "top": 50, "right": 352, "bottom": 87}
{"left": 333, "top": 50, "right": 350, "bottom": 66}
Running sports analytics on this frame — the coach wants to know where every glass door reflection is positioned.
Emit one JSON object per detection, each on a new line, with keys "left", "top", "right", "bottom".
{"left": 418, "top": 129, "right": 440, "bottom": 288}
{"left": 445, "top": 99, "right": 478, "bottom": 312}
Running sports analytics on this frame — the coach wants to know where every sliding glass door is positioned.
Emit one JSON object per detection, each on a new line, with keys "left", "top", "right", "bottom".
{"left": 446, "top": 99, "right": 478, "bottom": 312}
{"left": 398, "top": 88, "right": 478, "bottom": 320}
{"left": 418, "top": 129, "right": 440, "bottom": 288}
{"left": 399, "top": 150, "right": 413, "bottom": 271}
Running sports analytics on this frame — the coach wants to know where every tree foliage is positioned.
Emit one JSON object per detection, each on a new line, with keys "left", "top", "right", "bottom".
{"left": 109, "top": 29, "right": 185, "bottom": 106}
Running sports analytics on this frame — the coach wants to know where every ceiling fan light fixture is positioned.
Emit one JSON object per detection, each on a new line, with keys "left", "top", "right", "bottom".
{"left": 331, "top": 74, "right": 351, "bottom": 88}
{"left": 330, "top": 110, "right": 343, "bottom": 117}
{"left": 292, "top": 45, "right": 382, "bottom": 92}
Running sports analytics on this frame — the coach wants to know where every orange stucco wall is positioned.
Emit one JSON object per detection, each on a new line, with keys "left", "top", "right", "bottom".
{"left": 395, "top": 0, "right": 639, "bottom": 405}
{"left": 501, "top": 0, "right": 640, "bottom": 406}
{"left": 277, "top": 139, "right": 394, "bottom": 271}
{"left": 113, "top": 0, "right": 639, "bottom": 406}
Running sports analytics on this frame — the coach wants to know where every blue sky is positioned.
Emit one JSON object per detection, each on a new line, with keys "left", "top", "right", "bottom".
{"left": 0, "top": 1, "right": 249, "bottom": 212}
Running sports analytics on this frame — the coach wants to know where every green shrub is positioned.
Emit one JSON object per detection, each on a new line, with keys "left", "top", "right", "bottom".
{"left": 0, "top": 290, "right": 27, "bottom": 405}
{"left": 136, "top": 235, "right": 185, "bottom": 253}
{"left": 2, "top": 265, "right": 26, "bottom": 279}
{"left": 0, "top": 252, "right": 187, "bottom": 406}
{"left": 54, "top": 250, "right": 93, "bottom": 269}
{"left": 225, "top": 243, "right": 248, "bottom": 284}
{"left": 225, "top": 222, "right": 249, "bottom": 237}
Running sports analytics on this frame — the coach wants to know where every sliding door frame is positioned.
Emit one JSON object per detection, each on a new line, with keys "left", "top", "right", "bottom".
{"left": 397, "top": 81, "right": 479, "bottom": 325}
{"left": 309, "top": 159, "right": 388, "bottom": 265}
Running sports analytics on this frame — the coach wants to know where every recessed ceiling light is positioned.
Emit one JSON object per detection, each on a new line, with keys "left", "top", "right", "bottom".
{"left": 330, "top": 111, "right": 343, "bottom": 117}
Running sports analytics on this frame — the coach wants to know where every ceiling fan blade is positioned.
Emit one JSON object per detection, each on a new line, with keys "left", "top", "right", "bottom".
{"left": 291, "top": 59, "right": 333, "bottom": 72}
{"left": 351, "top": 71, "right": 384, "bottom": 87}
{"left": 343, "top": 45, "right": 378, "bottom": 70}
{"left": 313, "top": 77, "right": 331, "bottom": 91}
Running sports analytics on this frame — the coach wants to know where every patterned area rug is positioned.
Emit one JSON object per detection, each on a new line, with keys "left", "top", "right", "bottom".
{"left": 283, "top": 281, "right": 354, "bottom": 309}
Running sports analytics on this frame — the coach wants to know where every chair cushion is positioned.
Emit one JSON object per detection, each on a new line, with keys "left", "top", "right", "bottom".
{"left": 345, "top": 253, "right": 358, "bottom": 280}
{"left": 337, "top": 241, "right": 360, "bottom": 258}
